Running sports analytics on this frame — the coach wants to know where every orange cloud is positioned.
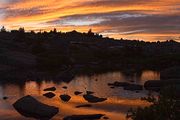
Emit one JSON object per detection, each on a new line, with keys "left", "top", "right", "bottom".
{"left": 0, "top": 0, "right": 180, "bottom": 41}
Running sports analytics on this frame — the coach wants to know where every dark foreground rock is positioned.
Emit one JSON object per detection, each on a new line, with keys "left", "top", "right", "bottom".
{"left": 43, "top": 92, "right": 56, "bottom": 98}
{"left": 63, "top": 114, "right": 104, "bottom": 120}
{"left": 76, "top": 104, "right": 92, "bottom": 108}
{"left": 74, "top": 91, "right": 83, "bottom": 95}
{"left": 13, "top": 95, "right": 59, "bottom": 119}
{"left": 144, "top": 79, "right": 180, "bottom": 92}
{"left": 43, "top": 87, "right": 56, "bottom": 91}
{"left": 60, "top": 94, "right": 71, "bottom": 102}
{"left": 83, "top": 94, "right": 107, "bottom": 103}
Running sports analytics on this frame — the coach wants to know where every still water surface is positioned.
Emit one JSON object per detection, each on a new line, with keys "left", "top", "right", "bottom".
{"left": 0, "top": 70, "right": 160, "bottom": 120}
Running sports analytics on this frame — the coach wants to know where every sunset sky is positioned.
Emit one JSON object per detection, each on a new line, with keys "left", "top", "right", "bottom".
{"left": 0, "top": 0, "right": 180, "bottom": 41}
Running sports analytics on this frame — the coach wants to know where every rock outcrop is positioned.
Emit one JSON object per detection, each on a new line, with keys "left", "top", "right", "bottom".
{"left": 160, "top": 67, "right": 180, "bottom": 79}
{"left": 144, "top": 79, "right": 180, "bottom": 92}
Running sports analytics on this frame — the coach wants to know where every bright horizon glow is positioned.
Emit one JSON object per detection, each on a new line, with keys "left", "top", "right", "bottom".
{"left": 0, "top": 0, "right": 180, "bottom": 41}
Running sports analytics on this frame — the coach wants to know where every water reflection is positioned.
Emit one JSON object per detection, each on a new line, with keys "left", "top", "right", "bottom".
{"left": 0, "top": 70, "right": 160, "bottom": 120}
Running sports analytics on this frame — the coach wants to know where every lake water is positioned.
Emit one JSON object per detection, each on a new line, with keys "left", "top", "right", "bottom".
{"left": 0, "top": 70, "right": 160, "bottom": 120}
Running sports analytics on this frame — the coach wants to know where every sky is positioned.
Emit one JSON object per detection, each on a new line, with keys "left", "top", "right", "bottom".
{"left": 0, "top": 0, "right": 180, "bottom": 41}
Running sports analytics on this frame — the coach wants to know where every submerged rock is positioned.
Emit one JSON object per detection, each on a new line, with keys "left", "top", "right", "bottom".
{"left": 83, "top": 94, "right": 107, "bottom": 103}
{"left": 103, "top": 116, "right": 109, "bottom": 119}
{"left": 63, "top": 114, "right": 104, "bottom": 120}
{"left": 43, "top": 92, "right": 55, "bottom": 98}
{"left": 86, "top": 91, "right": 94, "bottom": 95}
{"left": 108, "top": 81, "right": 129, "bottom": 87}
{"left": 123, "top": 84, "right": 143, "bottom": 91}
{"left": 74, "top": 91, "right": 83, "bottom": 95}
{"left": 76, "top": 104, "right": 92, "bottom": 108}
{"left": 43, "top": 87, "right": 56, "bottom": 91}
{"left": 60, "top": 94, "right": 71, "bottom": 102}
{"left": 108, "top": 81, "right": 143, "bottom": 91}
{"left": 13, "top": 95, "right": 59, "bottom": 119}
{"left": 62, "top": 86, "right": 68, "bottom": 89}
{"left": 3, "top": 96, "right": 8, "bottom": 100}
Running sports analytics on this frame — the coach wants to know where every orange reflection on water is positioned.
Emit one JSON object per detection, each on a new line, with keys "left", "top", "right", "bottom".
{"left": 0, "top": 70, "right": 159, "bottom": 120}
{"left": 141, "top": 70, "right": 160, "bottom": 81}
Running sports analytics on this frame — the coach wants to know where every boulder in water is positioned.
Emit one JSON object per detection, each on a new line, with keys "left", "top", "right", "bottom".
{"left": 108, "top": 81, "right": 129, "bottom": 87}
{"left": 62, "top": 86, "right": 68, "bottom": 89}
{"left": 43, "top": 92, "right": 55, "bottom": 98}
{"left": 63, "top": 114, "right": 104, "bottom": 120}
{"left": 60, "top": 94, "right": 71, "bottom": 102}
{"left": 74, "top": 91, "right": 83, "bottom": 95}
{"left": 3, "top": 96, "right": 8, "bottom": 100}
{"left": 86, "top": 91, "right": 94, "bottom": 95}
{"left": 13, "top": 95, "right": 59, "bottom": 119}
{"left": 123, "top": 84, "right": 143, "bottom": 91}
{"left": 83, "top": 94, "right": 107, "bottom": 103}
{"left": 43, "top": 87, "right": 56, "bottom": 91}
{"left": 103, "top": 116, "right": 109, "bottom": 119}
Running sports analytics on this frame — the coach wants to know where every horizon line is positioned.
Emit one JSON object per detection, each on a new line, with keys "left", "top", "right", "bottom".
{"left": 0, "top": 26, "right": 179, "bottom": 43}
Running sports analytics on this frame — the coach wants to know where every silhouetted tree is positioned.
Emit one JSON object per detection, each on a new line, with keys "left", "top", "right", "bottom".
{"left": 127, "top": 87, "right": 180, "bottom": 120}
{"left": 53, "top": 28, "right": 57, "bottom": 33}
{"left": 30, "top": 30, "right": 35, "bottom": 34}
{"left": 19, "top": 27, "right": 25, "bottom": 33}
{"left": 0, "top": 27, "right": 179, "bottom": 73}
{"left": 50, "top": 28, "right": 58, "bottom": 34}
{"left": 88, "top": 29, "right": 92, "bottom": 33}
{"left": 0, "top": 26, "right": 6, "bottom": 32}
{"left": 87, "top": 29, "right": 94, "bottom": 36}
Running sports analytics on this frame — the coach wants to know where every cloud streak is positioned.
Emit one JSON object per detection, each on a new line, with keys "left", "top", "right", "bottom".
{"left": 0, "top": 0, "right": 180, "bottom": 41}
